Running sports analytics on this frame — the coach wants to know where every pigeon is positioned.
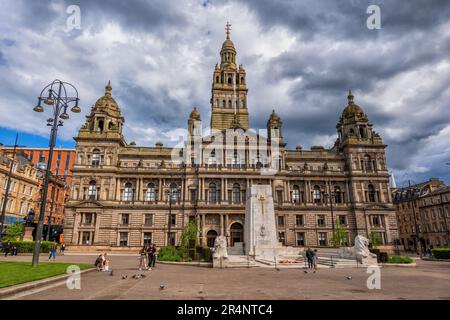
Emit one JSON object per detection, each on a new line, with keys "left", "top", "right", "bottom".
{"left": 122, "top": 275, "right": 127, "bottom": 280}
{"left": 160, "top": 284, "right": 165, "bottom": 290}
{"left": 346, "top": 276, "right": 352, "bottom": 280}
{"left": 303, "top": 270, "right": 308, "bottom": 274}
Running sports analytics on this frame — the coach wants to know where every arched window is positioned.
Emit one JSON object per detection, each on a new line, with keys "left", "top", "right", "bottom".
{"left": 223, "top": 100, "right": 226, "bottom": 108}
{"left": 359, "top": 127, "right": 365, "bottom": 138}
{"left": 216, "top": 76, "right": 219, "bottom": 83}
{"left": 228, "top": 77, "right": 232, "bottom": 84}
{"left": 169, "top": 182, "right": 178, "bottom": 202}
{"left": 146, "top": 183, "right": 156, "bottom": 202}
{"left": 207, "top": 230, "right": 218, "bottom": 248}
{"left": 209, "top": 183, "right": 217, "bottom": 203}
{"left": 92, "top": 149, "right": 101, "bottom": 166}
{"left": 228, "top": 100, "right": 232, "bottom": 108}
{"left": 88, "top": 180, "right": 97, "bottom": 200}
{"left": 313, "top": 186, "right": 321, "bottom": 203}
{"left": 292, "top": 185, "right": 300, "bottom": 203}
{"left": 368, "top": 184, "right": 376, "bottom": 202}
{"left": 232, "top": 152, "right": 240, "bottom": 167}
{"left": 334, "top": 186, "right": 342, "bottom": 203}
{"left": 123, "top": 182, "right": 134, "bottom": 202}
{"left": 209, "top": 150, "right": 217, "bottom": 165}
{"left": 240, "top": 76, "right": 244, "bottom": 84}
{"left": 233, "top": 183, "right": 241, "bottom": 204}
{"left": 98, "top": 120, "right": 104, "bottom": 133}
{"left": 363, "top": 155, "right": 372, "bottom": 172}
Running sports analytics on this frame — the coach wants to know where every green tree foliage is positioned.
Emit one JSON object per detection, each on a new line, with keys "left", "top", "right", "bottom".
{"left": 180, "top": 221, "right": 198, "bottom": 249}
{"left": 369, "top": 231, "right": 383, "bottom": 248}
{"left": 4, "top": 222, "right": 24, "bottom": 241}
{"left": 330, "top": 219, "right": 348, "bottom": 247}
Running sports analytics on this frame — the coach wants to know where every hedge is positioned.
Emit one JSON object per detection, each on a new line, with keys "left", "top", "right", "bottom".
{"left": 0, "top": 241, "right": 54, "bottom": 253}
{"left": 432, "top": 248, "right": 450, "bottom": 259}
{"left": 158, "top": 246, "right": 212, "bottom": 262}
{"left": 387, "top": 255, "right": 413, "bottom": 264}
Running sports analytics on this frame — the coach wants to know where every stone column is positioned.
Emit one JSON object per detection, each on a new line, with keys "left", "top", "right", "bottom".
{"left": 378, "top": 182, "right": 384, "bottom": 202}
{"left": 202, "top": 214, "right": 206, "bottom": 246}
{"left": 115, "top": 178, "right": 121, "bottom": 201}
{"left": 220, "top": 214, "right": 224, "bottom": 235}
{"left": 225, "top": 214, "right": 229, "bottom": 242}
{"left": 93, "top": 211, "right": 100, "bottom": 243}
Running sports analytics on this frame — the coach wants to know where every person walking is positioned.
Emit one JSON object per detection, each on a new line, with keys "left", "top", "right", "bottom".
{"left": 138, "top": 246, "right": 148, "bottom": 271}
{"left": 148, "top": 243, "right": 157, "bottom": 269}
{"left": 312, "top": 249, "right": 318, "bottom": 273}
{"left": 60, "top": 243, "right": 66, "bottom": 255}
{"left": 4, "top": 241, "right": 11, "bottom": 257}
{"left": 305, "top": 247, "right": 313, "bottom": 270}
{"left": 48, "top": 241, "right": 57, "bottom": 261}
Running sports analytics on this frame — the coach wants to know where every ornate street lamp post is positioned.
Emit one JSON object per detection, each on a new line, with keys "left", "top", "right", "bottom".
{"left": 324, "top": 191, "right": 336, "bottom": 247}
{"left": 32, "top": 80, "right": 80, "bottom": 267}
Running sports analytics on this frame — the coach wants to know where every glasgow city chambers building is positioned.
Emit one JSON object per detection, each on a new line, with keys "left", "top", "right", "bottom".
{"left": 63, "top": 29, "right": 398, "bottom": 252}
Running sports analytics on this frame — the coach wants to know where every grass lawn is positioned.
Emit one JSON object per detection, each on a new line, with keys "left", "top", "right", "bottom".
{"left": 0, "top": 261, "right": 92, "bottom": 288}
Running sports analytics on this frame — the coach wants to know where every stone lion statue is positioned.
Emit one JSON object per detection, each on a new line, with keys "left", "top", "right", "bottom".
{"left": 339, "top": 235, "right": 377, "bottom": 264}
{"left": 213, "top": 235, "right": 228, "bottom": 259}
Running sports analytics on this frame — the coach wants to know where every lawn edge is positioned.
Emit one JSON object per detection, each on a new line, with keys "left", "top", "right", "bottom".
{"left": 0, "top": 267, "right": 96, "bottom": 299}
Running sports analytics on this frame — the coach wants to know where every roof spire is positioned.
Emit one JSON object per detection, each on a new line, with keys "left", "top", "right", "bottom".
{"left": 225, "top": 21, "right": 231, "bottom": 39}
{"left": 347, "top": 89, "right": 354, "bottom": 104}
{"left": 105, "top": 80, "right": 112, "bottom": 96}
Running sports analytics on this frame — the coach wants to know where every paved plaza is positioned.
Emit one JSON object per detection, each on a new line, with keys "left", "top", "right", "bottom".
{"left": 1, "top": 254, "right": 449, "bottom": 300}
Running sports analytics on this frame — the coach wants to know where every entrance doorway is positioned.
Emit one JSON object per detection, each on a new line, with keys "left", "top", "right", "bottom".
{"left": 230, "top": 222, "right": 243, "bottom": 246}
{"left": 207, "top": 230, "right": 218, "bottom": 248}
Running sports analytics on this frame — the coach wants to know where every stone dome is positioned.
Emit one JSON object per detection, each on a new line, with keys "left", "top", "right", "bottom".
{"left": 189, "top": 107, "right": 201, "bottom": 121}
{"left": 268, "top": 109, "right": 281, "bottom": 123}
{"left": 221, "top": 38, "right": 236, "bottom": 52}
{"left": 93, "top": 81, "right": 122, "bottom": 118}
{"left": 341, "top": 90, "right": 365, "bottom": 119}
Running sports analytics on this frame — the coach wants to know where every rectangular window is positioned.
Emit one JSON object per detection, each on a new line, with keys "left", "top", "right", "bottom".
{"left": 338, "top": 215, "right": 347, "bottom": 226}
{"left": 190, "top": 189, "right": 197, "bottom": 204}
{"left": 277, "top": 215, "right": 285, "bottom": 227}
{"left": 276, "top": 190, "right": 283, "bottom": 205}
{"left": 144, "top": 214, "right": 153, "bottom": 226}
{"left": 317, "top": 215, "right": 325, "bottom": 226}
{"left": 296, "top": 232, "right": 305, "bottom": 246}
{"left": 318, "top": 232, "right": 327, "bottom": 246}
{"left": 84, "top": 213, "right": 93, "bottom": 225}
{"left": 167, "top": 232, "right": 176, "bottom": 246}
{"left": 278, "top": 231, "right": 285, "bottom": 245}
{"left": 121, "top": 213, "right": 129, "bottom": 225}
{"left": 143, "top": 232, "right": 152, "bottom": 246}
{"left": 22, "top": 185, "right": 26, "bottom": 194}
{"left": 82, "top": 231, "right": 92, "bottom": 245}
{"left": 119, "top": 232, "right": 128, "bottom": 246}
{"left": 371, "top": 215, "right": 382, "bottom": 227}
{"left": 168, "top": 214, "right": 176, "bottom": 226}
{"left": 296, "top": 215, "right": 304, "bottom": 226}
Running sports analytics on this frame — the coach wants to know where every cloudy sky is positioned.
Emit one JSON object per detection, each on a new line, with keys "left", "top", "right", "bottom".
{"left": 0, "top": 0, "right": 449, "bottom": 186}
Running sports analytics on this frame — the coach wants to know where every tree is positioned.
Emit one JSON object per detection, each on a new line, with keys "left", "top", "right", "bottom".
{"left": 4, "top": 222, "right": 24, "bottom": 241}
{"left": 369, "top": 231, "right": 382, "bottom": 248}
{"left": 180, "top": 221, "right": 198, "bottom": 249}
{"left": 330, "top": 219, "right": 348, "bottom": 247}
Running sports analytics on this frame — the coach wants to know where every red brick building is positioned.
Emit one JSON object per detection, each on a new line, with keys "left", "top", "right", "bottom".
{"left": 3, "top": 147, "right": 76, "bottom": 239}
